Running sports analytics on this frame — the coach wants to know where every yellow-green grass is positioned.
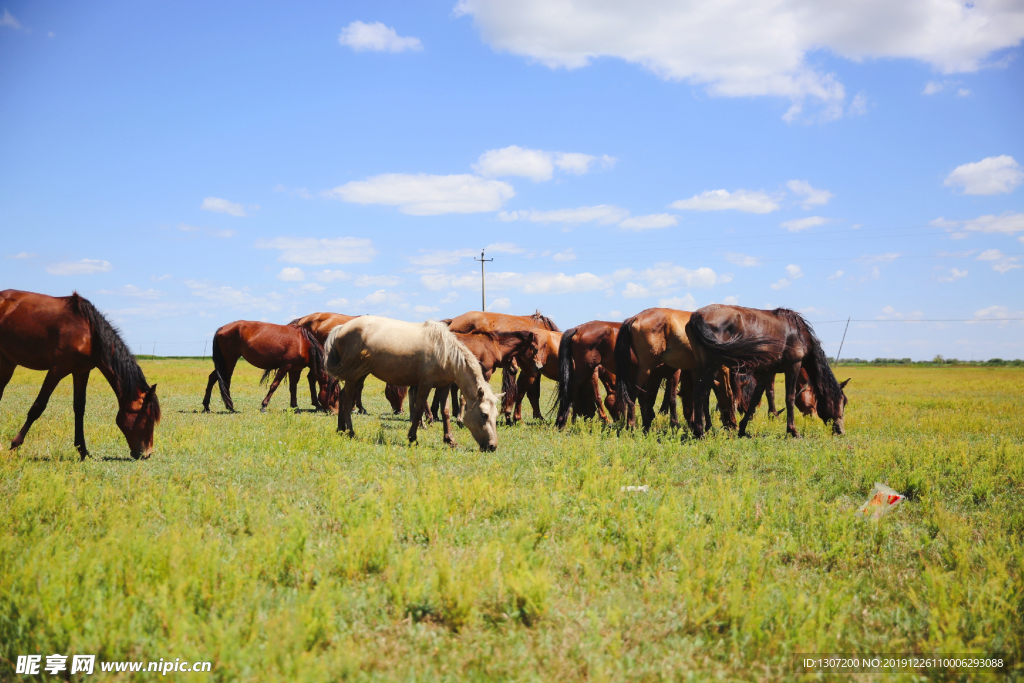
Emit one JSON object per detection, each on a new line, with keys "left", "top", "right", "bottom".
{"left": 1, "top": 361, "right": 1022, "bottom": 681}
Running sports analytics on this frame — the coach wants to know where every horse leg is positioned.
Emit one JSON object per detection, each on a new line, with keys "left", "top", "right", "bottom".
{"left": 338, "top": 381, "right": 357, "bottom": 436}
{"left": 528, "top": 376, "right": 543, "bottom": 420}
{"left": 430, "top": 387, "right": 443, "bottom": 422}
{"left": 0, "top": 354, "right": 15, "bottom": 403}
{"left": 665, "top": 371, "right": 680, "bottom": 429}
{"left": 260, "top": 368, "right": 288, "bottom": 412}
{"left": 678, "top": 371, "right": 697, "bottom": 433}
{"left": 450, "top": 386, "right": 462, "bottom": 421}
{"left": 288, "top": 367, "right": 302, "bottom": 409}
{"left": 737, "top": 379, "right": 766, "bottom": 438}
{"left": 11, "top": 369, "right": 66, "bottom": 451}
{"left": 438, "top": 385, "right": 457, "bottom": 447}
{"left": 690, "top": 366, "right": 716, "bottom": 439}
{"left": 784, "top": 363, "right": 801, "bottom": 437}
{"left": 639, "top": 377, "right": 659, "bottom": 432}
{"left": 306, "top": 369, "right": 321, "bottom": 411}
{"left": 407, "top": 385, "right": 430, "bottom": 444}
{"left": 591, "top": 370, "right": 612, "bottom": 424}
{"left": 354, "top": 376, "right": 368, "bottom": 415}
{"left": 766, "top": 379, "right": 780, "bottom": 417}
{"left": 72, "top": 370, "right": 90, "bottom": 460}
{"left": 202, "top": 370, "right": 218, "bottom": 412}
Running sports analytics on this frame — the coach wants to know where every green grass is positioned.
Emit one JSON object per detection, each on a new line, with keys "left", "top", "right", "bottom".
{"left": 1, "top": 361, "right": 1022, "bottom": 681}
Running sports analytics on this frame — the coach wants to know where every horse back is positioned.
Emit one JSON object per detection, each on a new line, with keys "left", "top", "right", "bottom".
{"left": 0, "top": 289, "right": 93, "bottom": 370}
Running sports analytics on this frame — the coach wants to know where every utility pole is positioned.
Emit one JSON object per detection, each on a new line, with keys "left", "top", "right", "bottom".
{"left": 474, "top": 248, "right": 493, "bottom": 311}
{"left": 835, "top": 317, "right": 851, "bottom": 365}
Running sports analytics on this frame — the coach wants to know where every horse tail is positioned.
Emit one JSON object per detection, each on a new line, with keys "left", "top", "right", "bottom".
{"left": 211, "top": 333, "right": 234, "bottom": 412}
{"left": 686, "top": 311, "right": 780, "bottom": 367}
{"left": 300, "top": 326, "right": 326, "bottom": 382}
{"left": 554, "top": 327, "right": 577, "bottom": 426}
{"left": 659, "top": 371, "right": 676, "bottom": 415}
{"left": 259, "top": 369, "right": 274, "bottom": 386}
{"left": 787, "top": 312, "right": 844, "bottom": 421}
{"left": 614, "top": 318, "right": 638, "bottom": 410}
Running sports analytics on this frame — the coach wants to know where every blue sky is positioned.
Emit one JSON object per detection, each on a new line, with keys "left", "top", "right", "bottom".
{"left": 2, "top": 0, "right": 1023, "bottom": 359}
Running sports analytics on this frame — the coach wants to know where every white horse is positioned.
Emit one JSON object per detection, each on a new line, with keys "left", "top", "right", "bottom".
{"left": 325, "top": 316, "right": 501, "bottom": 450}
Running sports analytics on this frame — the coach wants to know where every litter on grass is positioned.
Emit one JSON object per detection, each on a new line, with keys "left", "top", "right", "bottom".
{"left": 621, "top": 485, "right": 650, "bottom": 493}
{"left": 856, "top": 482, "right": 906, "bottom": 520}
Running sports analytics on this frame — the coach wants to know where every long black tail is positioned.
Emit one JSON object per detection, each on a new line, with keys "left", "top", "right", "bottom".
{"left": 211, "top": 334, "right": 234, "bottom": 411}
{"left": 259, "top": 368, "right": 275, "bottom": 386}
{"left": 614, "top": 319, "right": 638, "bottom": 410}
{"left": 686, "top": 312, "right": 782, "bottom": 367}
{"left": 500, "top": 365, "right": 517, "bottom": 414}
{"left": 300, "top": 327, "right": 327, "bottom": 383}
{"left": 554, "top": 327, "right": 577, "bottom": 427}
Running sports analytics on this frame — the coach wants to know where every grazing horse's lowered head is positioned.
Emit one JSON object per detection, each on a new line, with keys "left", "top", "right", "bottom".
{"left": 462, "top": 386, "right": 503, "bottom": 451}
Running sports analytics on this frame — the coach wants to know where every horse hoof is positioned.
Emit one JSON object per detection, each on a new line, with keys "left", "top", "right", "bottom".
{"left": 260, "top": 407, "right": 268, "bottom": 413}
{"left": 201, "top": 407, "right": 210, "bottom": 413}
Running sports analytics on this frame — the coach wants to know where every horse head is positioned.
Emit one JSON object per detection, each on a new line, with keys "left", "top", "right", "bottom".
{"left": 828, "top": 378, "right": 851, "bottom": 434}
{"left": 319, "top": 378, "right": 341, "bottom": 414}
{"left": 117, "top": 384, "right": 160, "bottom": 459}
{"left": 463, "top": 386, "right": 501, "bottom": 451}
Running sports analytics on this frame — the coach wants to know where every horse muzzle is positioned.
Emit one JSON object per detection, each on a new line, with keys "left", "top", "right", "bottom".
{"left": 480, "top": 443, "right": 497, "bottom": 452}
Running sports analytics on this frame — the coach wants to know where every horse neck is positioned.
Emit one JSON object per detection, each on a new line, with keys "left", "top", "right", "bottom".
{"left": 95, "top": 360, "right": 138, "bottom": 409}
{"left": 446, "top": 349, "right": 488, "bottom": 400}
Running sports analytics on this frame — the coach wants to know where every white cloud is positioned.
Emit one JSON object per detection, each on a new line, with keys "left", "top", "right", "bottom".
{"left": 272, "top": 183, "right": 312, "bottom": 199}
{"left": 7, "top": 252, "right": 35, "bottom": 259}
{"left": 184, "top": 280, "right": 280, "bottom": 311}
{"left": 98, "top": 285, "right": 163, "bottom": 299}
{"left": 489, "top": 297, "right": 512, "bottom": 311}
{"left": 878, "top": 305, "right": 924, "bottom": 321}
{"left": 957, "top": 88, "right": 971, "bottom": 97}
{"left": 848, "top": 92, "right": 868, "bottom": 116}
{"left": 439, "top": 291, "right": 459, "bottom": 304}
{"left": 786, "top": 180, "right": 833, "bottom": 208}
{"left": 938, "top": 267, "right": 968, "bottom": 282}
{"left": 923, "top": 81, "right": 945, "bottom": 95}
{"left": 474, "top": 146, "right": 554, "bottom": 181}
{"left": 828, "top": 270, "right": 844, "bottom": 280}
{"left": 781, "top": 215, "right": 830, "bottom": 232}
{"left": 670, "top": 189, "right": 779, "bottom": 214}
{"left": 414, "top": 305, "right": 440, "bottom": 314}
{"left": 46, "top": 259, "right": 113, "bottom": 276}
{"left": 658, "top": 294, "right": 697, "bottom": 310}
{"left": 455, "top": 0, "right": 1024, "bottom": 119}
{"left": 201, "top": 197, "right": 247, "bottom": 217}
{"left": 277, "top": 267, "right": 305, "bottom": 282}
{"left": 977, "top": 249, "right": 1021, "bottom": 273}
{"left": 327, "top": 173, "right": 514, "bottom": 215}
{"left": 314, "top": 269, "right": 352, "bottom": 282}
{"left": 292, "top": 283, "right": 326, "bottom": 294}
{"left": 770, "top": 264, "right": 804, "bottom": 290}
{"left": 619, "top": 213, "right": 678, "bottom": 230}
{"left": 499, "top": 204, "right": 629, "bottom": 225}
{"left": 408, "top": 242, "right": 524, "bottom": 266}
{"left": 971, "top": 305, "right": 1024, "bottom": 323}
{"left": 1, "top": 9, "right": 23, "bottom": 30}
{"left": 422, "top": 270, "right": 612, "bottom": 294}
{"left": 255, "top": 237, "right": 377, "bottom": 265}
{"left": 355, "top": 275, "right": 403, "bottom": 287}
{"left": 725, "top": 252, "right": 760, "bottom": 267}
{"left": 338, "top": 21, "right": 422, "bottom": 52}
{"left": 723, "top": 295, "right": 740, "bottom": 305}
{"left": 944, "top": 156, "right": 1023, "bottom": 195}
{"left": 615, "top": 263, "right": 723, "bottom": 298}
{"left": 552, "top": 248, "right": 576, "bottom": 261}
{"left": 327, "top": 297, "right": 350, "bottom": 308}
{"left": 939, "top": 212, "right": 1024, "bottom": 239}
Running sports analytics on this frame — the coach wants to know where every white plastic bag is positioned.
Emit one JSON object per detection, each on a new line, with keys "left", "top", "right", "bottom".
{"left": 856, "top": 482, "right": 905, "bottom": 519}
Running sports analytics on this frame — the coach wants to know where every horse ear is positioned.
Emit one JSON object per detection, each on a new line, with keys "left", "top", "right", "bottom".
{"left": 840, "top": 378, "right": 851, "bottom": 389}
{"left": 145, "top": 384, "right": 158, "bottom": 398}
{"left": 494, "top": 392, "right": 505, "bottom": 401}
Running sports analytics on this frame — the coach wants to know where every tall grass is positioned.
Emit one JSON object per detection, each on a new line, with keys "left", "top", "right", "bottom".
{"left": 1, "top": 361, "right": 1021, "bottom": 680}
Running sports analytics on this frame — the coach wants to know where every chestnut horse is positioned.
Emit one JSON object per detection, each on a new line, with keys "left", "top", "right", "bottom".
{"left": 507, "top": 329, "right": 561, "bottom": 424}
{"left": 614, "top": 308, "right": 737, "bottom": 434}
{"left": 289, "top": 312, "right": 364, "bottom": 414}
{"left": 0, "top": 290, "right": 161, "bottom": 459}
{"left": 687, "top": 305, "right": 848, "bottom": 438}
{"left": 443, "top": 311, "right": 559, "bottom": 417}
{"left": 426, "top": 329, "right": 541, "bottom": 422}
{"left": 326, "top": 316, "right": 501, "bottom": 450}
{"left": 202, "top": 320, "right": 329, "bottom": 413}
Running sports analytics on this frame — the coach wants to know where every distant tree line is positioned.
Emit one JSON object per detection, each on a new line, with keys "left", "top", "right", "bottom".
{"left": 831, "top": 356, "right": 1023, "bottom": 366}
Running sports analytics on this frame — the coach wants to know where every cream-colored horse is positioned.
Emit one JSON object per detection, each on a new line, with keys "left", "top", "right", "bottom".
{"left": 325, "top": 316, "right": 501, "bottom": 450}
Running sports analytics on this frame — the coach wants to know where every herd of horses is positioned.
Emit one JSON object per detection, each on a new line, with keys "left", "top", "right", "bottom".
{"left": 0, "top": 288, "right": 850, "bottom": 458}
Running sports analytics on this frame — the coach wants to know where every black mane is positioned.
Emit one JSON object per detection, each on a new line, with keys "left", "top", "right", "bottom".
{"left": 529, "top": 310, "right": 560, "bottom": 332}
{"left": 68, "top": 293, "right": 160, "bottom": 419}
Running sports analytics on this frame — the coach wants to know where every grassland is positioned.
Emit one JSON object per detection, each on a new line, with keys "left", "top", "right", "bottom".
{"left": 1, "top": 360, "right": 1022, "bottom": 681}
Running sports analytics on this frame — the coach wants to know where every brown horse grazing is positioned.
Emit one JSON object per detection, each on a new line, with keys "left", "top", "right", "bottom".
{"left": 202, "top": 320, "right": 329, "bottom": 413}
{"left": 733, "top": 369, "right": 818, "bottom": 418}
{"left": 555, "top": 321, "right": 621, "bottom": 428}
{"left": 614, "top": 308, "right": 737, "bottom": 434}
{"left": 444, "top": 311, "right": 560, "bottom": 416}
{"left": 427, "top": 330, "right": 542, "bottom": 422}
{"left": 289, "top": 312, "right": 372, "bottom": 414}
{"left": 385, "top": 384, "right": 407, "bottom": 414}
{"left": 507, "top": 329, "right": 561, "bottom": 424}
{"left": 687, "top": 305, "right": 849, "bottom": 438}
{"left": 0, "top": 290, "right": 161, "bottom": 459}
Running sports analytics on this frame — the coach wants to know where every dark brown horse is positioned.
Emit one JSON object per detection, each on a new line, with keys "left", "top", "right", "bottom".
{"left": 0, "top": 290, "right": 161, "bottom": 459}
{"left": 444, "top": 311, "right": 560, "bottom": 417}
{"left": 202, "top": 320, "right": 329, "bottom": 413}
{"left": 506, "top": 329, "right": 561, "bottom": 424}
{"left": 687, "top": 305, "right": 849, "bottom": 438}
{"left": 423, "top": 329, "right": 541, "bottom": 422}
{"left": 733, "top": 369, "right": 818, "bottom": 418}
{"left": 614, "top": 308, "right": 737, "bottom": 434}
